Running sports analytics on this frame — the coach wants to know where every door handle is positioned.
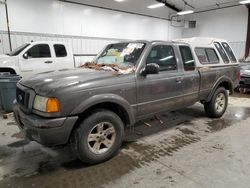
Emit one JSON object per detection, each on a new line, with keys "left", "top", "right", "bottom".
{"left": 44, "top": 61, "right": 53, "bottom": 64}
{"left": 176, "top": 77, "right": 183, "bottom": 84}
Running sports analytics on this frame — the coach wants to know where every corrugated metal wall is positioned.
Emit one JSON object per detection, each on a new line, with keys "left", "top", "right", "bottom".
{"left": 0, "top": 30, "right": 119, "bottom": 55}
{"left": 1, "top": 31, "right": 246, "bottom": 60}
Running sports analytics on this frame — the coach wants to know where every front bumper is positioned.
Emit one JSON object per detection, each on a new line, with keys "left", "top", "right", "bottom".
{"left": 239, "top": 77, "right": 250, "bottom": 88}
{"left": 13, "top": 102, "right": 78, "bottom": 146}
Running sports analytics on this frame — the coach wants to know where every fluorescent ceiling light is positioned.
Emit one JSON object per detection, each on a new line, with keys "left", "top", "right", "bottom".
{"left": 147, "top": 3, "right": 165, "bottom": 9}
{"left": 177, "top": 10, "right": 194, "bottom": 15}
{"left": 114, "top": 0, "right": 124, "bottom": 2}
{"left": 239, "top": 0, "right": 250, "bottom": 4}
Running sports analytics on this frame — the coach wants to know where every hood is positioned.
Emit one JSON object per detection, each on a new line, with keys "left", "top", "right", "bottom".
{"left": 0, "top": 54, "right": 9, "bottom": 58}
{"left": 0, "top": 55, "right": 18, "bottom": 67}
{"left": 20, "top": 68, "right": 126, "bottom": 95}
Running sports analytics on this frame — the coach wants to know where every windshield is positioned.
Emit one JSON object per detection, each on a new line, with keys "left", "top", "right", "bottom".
{"left": 8, "top": 43, "right": 30, "bottom": 56}
{"left": 95, "top": 42, "right": 146, "bottom": 68}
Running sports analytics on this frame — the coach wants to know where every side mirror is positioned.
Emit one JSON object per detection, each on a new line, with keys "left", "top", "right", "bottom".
{"left": 23, "top": 53, "right": 28, "bottom": 59}
{"left": 141, "top": 63, "right": 160, "bottom": 76}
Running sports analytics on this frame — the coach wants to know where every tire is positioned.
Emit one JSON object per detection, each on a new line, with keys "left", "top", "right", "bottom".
{"left": 204, "top": 87, "right": 228, "bottom": 118}
{"left": 70, "top": 109, "right": 124, "bottom": 164}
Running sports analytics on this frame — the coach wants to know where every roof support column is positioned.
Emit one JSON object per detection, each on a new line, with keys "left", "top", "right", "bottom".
{"left": 245, "top": 5, "right": 250, "bottom": 58}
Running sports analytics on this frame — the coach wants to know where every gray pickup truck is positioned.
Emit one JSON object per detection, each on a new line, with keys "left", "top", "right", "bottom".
{"left": 13, "top": 38, "right": 240, "bottom": 164}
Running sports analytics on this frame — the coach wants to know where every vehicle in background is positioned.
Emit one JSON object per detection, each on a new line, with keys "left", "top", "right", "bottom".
{"left": 0, "top": 41, "right": 96, "bottom": 78}
{"left": 238, "top": 63, "right": 250, "bottom": 93}
{"left": 14, "top": 37, "right": 240, "bottom": 164}
{"left": 239, "top": 55, "right": 250, "bottom": 63}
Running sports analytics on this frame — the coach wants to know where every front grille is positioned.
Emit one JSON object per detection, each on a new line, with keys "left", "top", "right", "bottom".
{"left": 16, "top": 83, "right": 35, "bottom": 114}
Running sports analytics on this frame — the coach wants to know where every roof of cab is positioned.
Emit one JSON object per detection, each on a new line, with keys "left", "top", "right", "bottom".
{"left": 173, "top": 37, "right": 228, "bottom": 46}
{"left": 112, "top": 40, "right": 187, "bottom": 45}
{"left": 27, "top": 41, "right": 67, "bottom": 45}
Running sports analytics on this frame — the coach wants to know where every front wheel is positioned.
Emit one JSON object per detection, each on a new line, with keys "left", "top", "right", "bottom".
{"left": 204, "top": 87, "right": 228, "bottom": 118}
{"left": 70, "top": 110, "right": 124, "bottom": 164}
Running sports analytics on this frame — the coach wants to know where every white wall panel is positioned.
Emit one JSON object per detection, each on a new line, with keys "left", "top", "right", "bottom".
{"left": 182, "top": 6, "right": 248, "bottom": 58}
{"left": 0, "top": 0, "right": 183, "bottom": 55}
{"left": 8, "top": 0, "right": 63, "bottom": 34}
{"left": 0, "top": 4, "right": 6, "bottom": 31}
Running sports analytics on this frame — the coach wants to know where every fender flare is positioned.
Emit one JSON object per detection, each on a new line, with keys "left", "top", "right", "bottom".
{"left": 70, "top": 93, "right": 135, "bottom": 125}
{"left": 206, "top": 76, "right": 234, "bottom": 102}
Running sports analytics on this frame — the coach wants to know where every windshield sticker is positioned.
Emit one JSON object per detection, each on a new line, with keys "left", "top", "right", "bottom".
{"left": 121, "top": 43, "right": 143, "bottom": 57}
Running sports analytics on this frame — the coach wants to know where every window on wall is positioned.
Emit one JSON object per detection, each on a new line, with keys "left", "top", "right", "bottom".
{"left": 146, "top": 45, "right": 177, "bottom": 71}
{"left": 214, "top": 42, "right": 229, "bottom": 63}
{"left": 221, "top": 42, "right": 237, "bottom": 63}
{"left": 54, "top": 44, "right": 67, "bottom": 57}
{"left": 195, "top": 48, "right": 219, "bottom": 64}
{"left": 179, "top": 46, "right": 195, "bottom": 71}
{"left": 27, "top": 44, "right": 51, "bottom": 58}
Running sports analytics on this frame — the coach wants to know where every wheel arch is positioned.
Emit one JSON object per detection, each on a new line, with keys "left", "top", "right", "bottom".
{"left": 206, "top": 76, "right": 233, "bottom": 102}
{"left": 70, "top": 94, "right": 135, "bottom": 127}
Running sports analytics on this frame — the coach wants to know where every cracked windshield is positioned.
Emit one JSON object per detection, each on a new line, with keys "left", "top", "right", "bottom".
{"left": 83, "top": 42, "right": 146, "bottom": 74}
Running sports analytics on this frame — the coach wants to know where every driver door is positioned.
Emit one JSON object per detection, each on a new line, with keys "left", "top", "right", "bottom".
{"left": 19, "top": 44, "right": 55, "bottom": 77}
{"left": 136, "top": 44, "right": 184, "bottom": 118}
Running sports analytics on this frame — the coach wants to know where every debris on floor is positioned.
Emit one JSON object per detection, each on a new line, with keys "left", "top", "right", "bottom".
{"left": 141, "top": 121, "right": 152, "bottom": 127}
{"left": 155, "top": 115, "right": 164, "bottom": 124}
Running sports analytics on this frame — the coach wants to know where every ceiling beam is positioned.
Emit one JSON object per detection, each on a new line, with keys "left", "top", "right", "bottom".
{"left": 156, "top": 0, "right": 181, "bottom": 12}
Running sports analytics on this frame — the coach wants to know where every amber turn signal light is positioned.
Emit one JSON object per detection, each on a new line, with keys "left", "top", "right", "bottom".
{"left": 46, "top": 98, "right": 60, "bottom": 113}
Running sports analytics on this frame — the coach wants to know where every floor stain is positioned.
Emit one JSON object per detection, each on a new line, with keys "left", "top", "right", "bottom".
{"left": 11, "top": 132, "right": 25, "bottom": 139}
{"left": 176, "top": 127, "right": 195, "bottom": 135}
{"left": 207, "top": 107, "right": 250, "bottom": 132}
{"left": 7, "top": 122, "right": 18, "bottom": 126}
{"left": 7, "top": 139, "right": 30, "bottom": 148}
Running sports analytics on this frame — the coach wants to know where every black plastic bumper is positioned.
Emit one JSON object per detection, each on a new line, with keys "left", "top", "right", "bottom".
{"left": 239, "top": 84, "right": 250, "bottom": 88}
{"left": 13, "top": 102, "right": 78, "bottom": 146}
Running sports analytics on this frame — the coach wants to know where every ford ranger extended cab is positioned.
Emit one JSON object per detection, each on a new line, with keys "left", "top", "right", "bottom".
{"left": 13, "top": 38, "right": 240, "bottom": 164}
{"left": 0, "top": 41, "right": 94, "bottom": 78}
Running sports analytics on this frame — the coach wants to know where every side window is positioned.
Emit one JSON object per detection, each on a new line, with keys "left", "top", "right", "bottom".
{"left": 27, "top": 44, "right": 51, "bottom": 58}
{"left": 146, "top": 45, "right": 177, "bottom": 71}
{"left": 195, "top": 48, "right": 219, "bottom": 64}
{"left": 222, "top": 42, "right": 237, "bottom": 63}
{"left": 179, "top": 46, "right": 195, "bottom": 71}
{"left": 195, "top": 48, "right": 208, "bottom": 64}
{"left": 54, "top": 44, "right": 67, "bottom": 57}
{"left": 206, "top": 48, "right": 219, "bottom": 63}
{"left": 214, "top": 42, "right": 229, "bottom": 63}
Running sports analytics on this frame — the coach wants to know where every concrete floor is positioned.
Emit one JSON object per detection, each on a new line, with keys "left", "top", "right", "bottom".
{"left": 0, "top": 93, "right": 250, "bottom": 188}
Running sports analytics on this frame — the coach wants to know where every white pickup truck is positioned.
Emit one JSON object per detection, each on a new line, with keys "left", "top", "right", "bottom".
{"left": 0, "top": 41, "right": 94, "bottom": 78}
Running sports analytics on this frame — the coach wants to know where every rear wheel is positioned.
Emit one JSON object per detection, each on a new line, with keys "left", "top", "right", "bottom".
{"left": 204, "top": 87, "right": 228, "bottom": 118}
{"left": 70, "top": 110, "right": 124, "bottom": 164}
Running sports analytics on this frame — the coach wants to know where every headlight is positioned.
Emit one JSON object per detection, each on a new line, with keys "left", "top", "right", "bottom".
{"left": 33, "top": 95, "right": 60, "bottom": 113}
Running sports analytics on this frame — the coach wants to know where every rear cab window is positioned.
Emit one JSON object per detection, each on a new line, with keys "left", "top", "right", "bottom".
{"left": 179, "top": 46, "right": 195, "bottom": 71}
{"left": 54, "top": 44, "right": 67, "bottom": 57}
{"left": 195, "top": 48, "right": 219, "bottom": 64}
